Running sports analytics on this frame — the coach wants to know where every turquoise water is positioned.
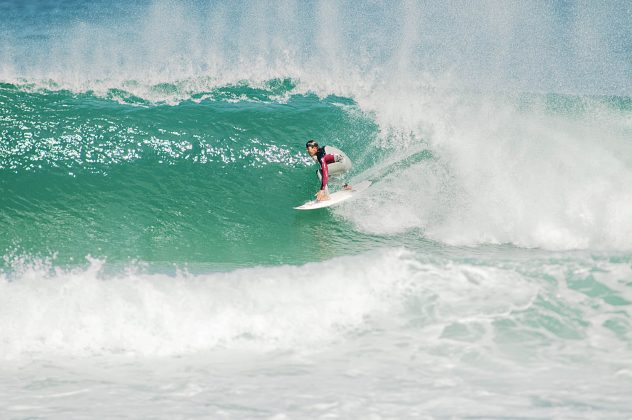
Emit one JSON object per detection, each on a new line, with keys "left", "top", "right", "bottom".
{"left": 1, "top": 1, "right": 632, "bottom": 418}
{"left": 1, "top": 82, "right": 389, "bottom": 267}
{"left": 3, "top": 84, "right": 631, "bottom": 266}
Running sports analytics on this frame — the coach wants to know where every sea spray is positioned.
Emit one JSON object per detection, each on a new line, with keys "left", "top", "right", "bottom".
{"left": 2, "top": 1, "right": 631, "bottom": 96}
{"left": 341, "top": 92, "right": 632, "bottom": 250}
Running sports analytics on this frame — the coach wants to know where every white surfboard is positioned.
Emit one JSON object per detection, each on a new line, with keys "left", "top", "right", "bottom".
{"left": 294, "top": 181, "right": 371, "bottom": 210}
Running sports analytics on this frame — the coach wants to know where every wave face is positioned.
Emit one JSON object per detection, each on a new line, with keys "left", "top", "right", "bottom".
{"left": 2, "top": 1, "right": 632, "bottom": 259}
{"left": 1, "top": 81, "right": 384, "bottom": 265}
{"left": 2, "top": 84, "right": 632, "bottom": 260}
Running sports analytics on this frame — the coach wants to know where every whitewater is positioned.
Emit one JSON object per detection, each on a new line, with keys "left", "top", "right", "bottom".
{"left": 1, "top": 0, "right": 632, "bottom": 418}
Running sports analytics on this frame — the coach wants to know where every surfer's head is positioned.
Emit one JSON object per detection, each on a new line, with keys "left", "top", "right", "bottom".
{"left": 306, "top": 140, "right": 319, "bottom": 156}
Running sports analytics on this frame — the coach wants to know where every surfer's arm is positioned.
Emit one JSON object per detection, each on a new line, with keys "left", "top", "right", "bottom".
{"left": 316, "top": 189, "right": 329, "bottom": 201}
{"left": 319, "top": 157, "right": 328, "bottom": 190}
{"left": 319, "top": 154, "right": 335, "bottom": 190}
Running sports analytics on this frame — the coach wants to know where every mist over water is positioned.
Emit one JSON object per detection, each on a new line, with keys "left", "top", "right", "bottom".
{"left": 2, "top": 0, "right": 632, "bottom": 94}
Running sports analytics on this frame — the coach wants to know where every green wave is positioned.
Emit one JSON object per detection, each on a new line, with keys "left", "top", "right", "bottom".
{"left": 0, "top": 82, "right": 393, "bottom": 267}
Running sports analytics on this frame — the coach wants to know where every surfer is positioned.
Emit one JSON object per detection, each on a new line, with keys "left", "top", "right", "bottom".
{"left": 305, "top": 140, "right": 352, "bottom": 201}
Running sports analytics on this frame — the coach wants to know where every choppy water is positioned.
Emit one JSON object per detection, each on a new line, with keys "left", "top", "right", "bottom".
{"left": 2, "top": 1, "right": 632, "bottom": 418}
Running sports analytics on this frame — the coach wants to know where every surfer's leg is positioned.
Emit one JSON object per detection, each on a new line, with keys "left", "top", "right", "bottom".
{"left": 340, "top": 169, "right": 352, "bottom": 190}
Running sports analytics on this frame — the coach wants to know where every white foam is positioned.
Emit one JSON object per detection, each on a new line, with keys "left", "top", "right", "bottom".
{"left": 0, "top": 250, "right": 417, "bottom": 359}
{"left": 342, "top": 92, "right": 632, "bottom": 250}
{"left": 5, "top": 248, "right": 631, "bottom": 361}
{"left": 3, "top": 249, "right": 632, "bottom": 418}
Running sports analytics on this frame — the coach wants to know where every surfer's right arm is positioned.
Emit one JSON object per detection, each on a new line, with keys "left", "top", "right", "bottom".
{"left": 316, "top": 189, "right": 329, "bottom": 201}
{"left": 319, "top": 155, "right": 330, "bottom": 191}
{"left": 316, "top": 154, "right": 335, "bottom": 201}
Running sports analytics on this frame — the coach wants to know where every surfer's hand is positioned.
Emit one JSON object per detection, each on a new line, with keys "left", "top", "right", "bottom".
{"left": 316, "top": 190, "right": 329, "bottom": 201}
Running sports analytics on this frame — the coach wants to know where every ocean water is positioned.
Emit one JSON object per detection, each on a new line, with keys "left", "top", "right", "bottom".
{"left": 2, "top": 1, "right": 632, "bottom": 418}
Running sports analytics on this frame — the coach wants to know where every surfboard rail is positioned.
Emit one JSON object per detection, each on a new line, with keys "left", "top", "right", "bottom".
{"left": 294, "top": 180, "right": 371, "bottom": 210}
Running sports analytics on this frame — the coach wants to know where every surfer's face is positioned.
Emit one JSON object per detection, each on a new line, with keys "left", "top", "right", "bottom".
{"left": 306, "top": 145, "right": 317, "bottom": 156}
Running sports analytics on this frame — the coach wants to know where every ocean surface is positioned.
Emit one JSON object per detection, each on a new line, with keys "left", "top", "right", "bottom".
{"left": 2, "top": 1, "right": 632, "bottom": 418}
